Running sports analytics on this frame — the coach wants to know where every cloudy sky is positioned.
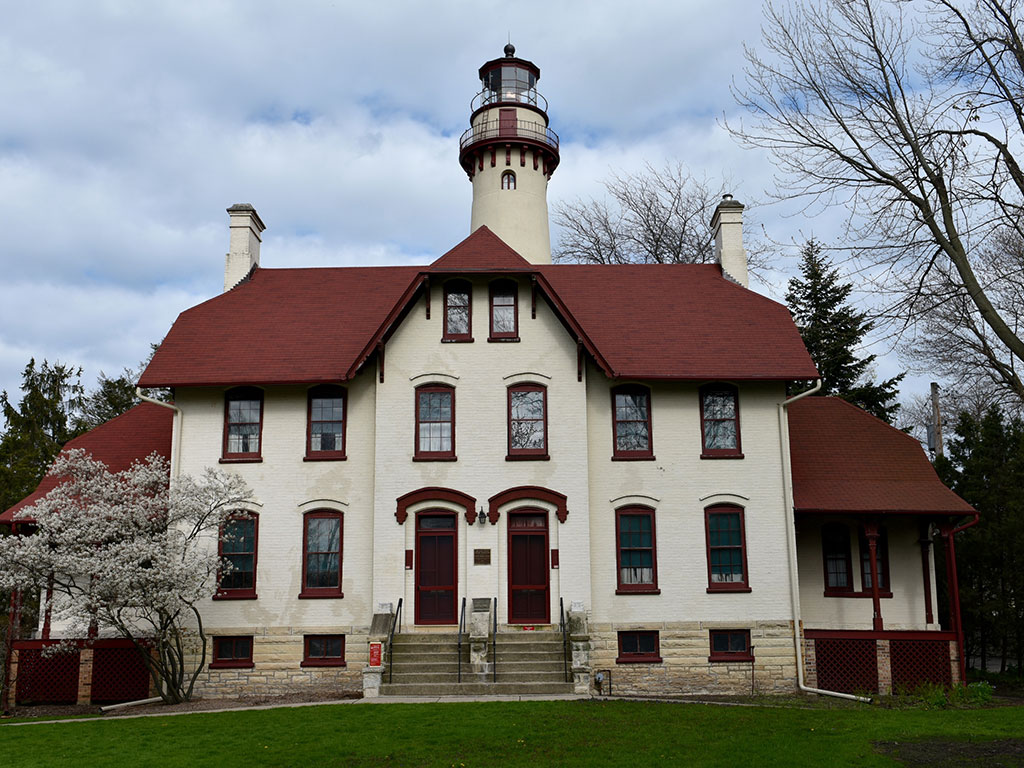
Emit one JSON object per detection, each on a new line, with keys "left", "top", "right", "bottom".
{"left": 0, "top": 0, "right": 908, "bottom": 407}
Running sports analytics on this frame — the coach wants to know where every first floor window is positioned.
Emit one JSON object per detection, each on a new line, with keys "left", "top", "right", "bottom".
{"left": 611, "top": 385, "right": 653, "bottom": 459}
{"left": 508, "top": 384, "right": 547, "bottom": 457}
{"left": 301, "top": 511, "right": 343, "bottom": 597}
{"left": 709, "top": 630, "right": 753, "bottom": 662}
{"left": 859, "top": 526, "right": 890, "bottom": 591}
{"left": 822, "top": 523, "right": 853, "bottom": 593}
{"left": 307, "top": 385, "right": 346, "bottom": 459}
{"left": 700, "top": 383, "right": 741, "bottom": 457}
{"left": 617, "top": 630, "right": 661, "bottom": 663}
{"left": 217, "top": 513, "right": 257, "bottom": 599}
{"left": 211, "top": 636, "right": 253, "bottom": 669}
{"left": 416, "top": 385, "right": 455, "bottom": 459}
{"left": 616, "top": 506, "right": 658, "bottom": 593}
{"left": 223, "top": 387, "right": 263, "bottom": 459}
{"left": 706, "top": 505, "right": 749, "bottom": 591}
{"left": 302, "top": 635, "right": 346, "bottom": 667}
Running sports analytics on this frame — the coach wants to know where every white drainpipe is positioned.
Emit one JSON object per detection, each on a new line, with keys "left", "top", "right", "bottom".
{"left": 778, "top": 380, "right": 872, "bottom": 703}
{"left": 136, "top": 388, "right": 182, "bottom": 480}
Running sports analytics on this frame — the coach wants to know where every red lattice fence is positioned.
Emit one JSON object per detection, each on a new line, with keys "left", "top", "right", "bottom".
{"left": 91, "top": 645, "right": 151, "bottom": 704}
{"left": 814, "top": 638, "right": 878, "bottom": 694}
{"left": 890, "top": 639, "right": 952, "bottom": 691}
{"left": 14, "top": 647, "right": 80, "bottom": 705}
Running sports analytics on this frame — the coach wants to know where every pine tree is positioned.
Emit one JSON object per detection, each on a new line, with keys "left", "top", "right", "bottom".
{"left": 786, "top": 240, "right": 903, "bottom": 423}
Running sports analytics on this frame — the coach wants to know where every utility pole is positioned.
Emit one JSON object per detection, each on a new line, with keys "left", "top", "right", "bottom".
{"left": 930, "top": 382, "right": 944, "bottom": 458}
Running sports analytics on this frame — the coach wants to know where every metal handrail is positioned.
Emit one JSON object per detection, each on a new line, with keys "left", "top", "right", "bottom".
{"left": 386, "top": 598, "right": 402, "bottom": 684}
{"left": 457, "top": 597, "right": 467, "bottom": 683}
{"left": 491, "top": 597, "right": 498, "bottom": 683}
{"left": 470, "top": 88, "right": 549, "bottom": 113}
{"left": 459, "top": 119, "right": 559, "bottom": 153}
{"left": 560, "top": 598, "right": 570, "bottom": 683}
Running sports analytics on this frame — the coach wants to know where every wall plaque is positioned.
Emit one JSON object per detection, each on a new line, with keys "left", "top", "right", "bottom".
{"left": 474, "top": 548, "right": 491, "bottom": 565}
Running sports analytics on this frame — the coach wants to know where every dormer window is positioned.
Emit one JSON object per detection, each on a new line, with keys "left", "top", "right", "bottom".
{"left": 443, "top": 280, "right": 473, "bottom": 342}
{"left": 489, "top": 280, "right": 518, "bottom": 340}
{"left": 501, "top": 171, "right": 516, "bottom": 190}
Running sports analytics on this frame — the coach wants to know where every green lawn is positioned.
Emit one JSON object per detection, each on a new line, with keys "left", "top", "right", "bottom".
{"left": 2, "top": 699, "right": 1023, "bottom": 767}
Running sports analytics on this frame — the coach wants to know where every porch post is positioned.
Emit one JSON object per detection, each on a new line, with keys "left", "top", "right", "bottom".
{"left": 919, "top": 522, "right": 934, "bottom": 626}
{"left": 940, "top": 523, "right": 967, "bottom": 682}
{"left": 1, "top": 587, "right": 19, "bottom": 714}
{"left": 863, "top": 521, "right": 883, "bottom": 631}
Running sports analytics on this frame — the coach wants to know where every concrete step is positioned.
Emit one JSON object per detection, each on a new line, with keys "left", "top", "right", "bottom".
{"left": 388, "top": 670, "right": 569, "bottom": 685}
{"left": 391, "top": 633, "right": 462, "bottom": 645}
{"left": 379, "top": 681, "right": 575, "bottom": 697}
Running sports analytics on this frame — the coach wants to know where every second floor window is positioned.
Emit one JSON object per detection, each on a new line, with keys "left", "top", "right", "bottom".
{"left": 416, "top": 385, "right": 455, "bottom": 459}
{"left": 217, "top": 513, "right": 257, "bottom": 599}
{"left": 223, "top": 387, "right": 263, "bottom": 460}
{"left": 508, "top": 384, "right": 547, "bottom": 458}
{"left": 443, "top": 281, "right": 472, "bottom": 341}
{"left": 700, "top": 384, "right": 742, "bottom": 457}
{"left": 489, "top": 281, "right": 518, "bottom": 340}
{"left": 612, "top": 385, "right": 652, "bottom": 459}
{"left": 307, "top": 385, "right": 346, "bottom": 459}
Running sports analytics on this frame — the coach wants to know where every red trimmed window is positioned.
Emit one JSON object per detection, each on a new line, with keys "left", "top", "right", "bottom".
{"left": 616, "top": 630, "right": 661, "bottom": 663}
{"left": 507, "top": 384, "right": 547, "bottom": 459}
{"left": 615, "top": 506, "right": 659, "bottom": 594}
{"left": 700, "top": 384, "right": 742, "bottom": 458}
{"left": 859, "top": 527, "right": 890, "bottom": 592}
{"left": 210, "top": 636, "right": 253, "bottom": 669}
{"left": 223, "top": 387, "right": 263, "bottom": 461}
{"left": 443, "top": 280, "right": 472, "bottom": 341}
{"left": 501, "top": 171, "right": 516, "bottom": 190}
{"left": 300, "top": 510, "right": 343, "bottom": 598}
{"left": 709, "top": 630, "right": 753, "bottom": 662}
{"left": 822, "top": 523, "right": 853, "bottom": 594}
{"left": 306, "top": 385, "right": 346, "bottom": 460}
{"left": 216, "top": 513, "right": 257, "bottom": 600}
{"left": 415, "top": 385, "right": 455, "bottom": 459}
{"left": 489, "top": 280, "right": 518, "bottom": 340}
{"left": 611, "top": 385, "right": 653, "bottom": 459}
{"left": 705, "top": 505, "right": 750, "bottom": 592}
{"left": 302, "top": 635, "right": 346, "bottom": 667}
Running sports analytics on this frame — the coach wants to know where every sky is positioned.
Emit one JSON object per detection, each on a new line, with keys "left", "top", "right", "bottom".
{"left": 0, "top": 0, "right": 913, "bottom": 409}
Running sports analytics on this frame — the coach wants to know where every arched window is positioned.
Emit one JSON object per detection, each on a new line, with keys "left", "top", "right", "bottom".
{"left": 501, "top": 171, "right": 516, "bottom": 190}
{"left": 507, "top": 383, "right": 547, "bottom": 458}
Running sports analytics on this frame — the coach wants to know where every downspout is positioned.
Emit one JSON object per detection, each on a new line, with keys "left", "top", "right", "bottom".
{"left": 778, "top": 381, "right": 872, "bottom": 703}
{"left": 946, "top": 512, "right": 980, "bottom": 684}
{"left": 136, "top": 389, "right": 182, "bottom": 480}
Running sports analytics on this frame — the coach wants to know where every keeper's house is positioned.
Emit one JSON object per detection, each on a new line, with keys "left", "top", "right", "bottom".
{"left": 2, "top": 46, "right": 975, "bottom": 704}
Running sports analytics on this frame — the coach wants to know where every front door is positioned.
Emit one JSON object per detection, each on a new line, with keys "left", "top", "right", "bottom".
{"left": 499, "top": 107, "right": 517, "bottom": 138}
{"left": 415, "top": 512, "right": 457, "bottom": 624}
{"left": 508, "top": 511, "right": 549, "bottom": 623}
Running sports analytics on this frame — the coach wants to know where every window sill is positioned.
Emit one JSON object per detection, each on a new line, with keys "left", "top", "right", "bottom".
{"left": 506, "top": 454, "right": 550, "bottom": 461}
{"left": 300, "top": 659, "right": 347, "bottom": 668}
{"left": 413, "top": 456, "right": 457, "bottom": 462}
{"left": 823, "top": 590, "right": 894, "bottom": 599}
{"left": 303, "top": 454, "right": 346, "bottom": 462}
{"left": 611, "top": 455, "right": 656, "bottom": 462}
{"left": 706, "top": 585, "right": 752, "bottom": 594}
{"left": 708, "top": 654, "right": 754, "bottom": 664}
{"left": 298, "top": 592, "right": 344, "bottom": 600}
{"left": 213, "top": 593, "right": 258, "bottom": 601}
{"left": 487, "top": 337, "right": 520, "bottom": 343}
{"left": 441, "top": 337, "right": 474, "bottom": 343}
{"left": 616, "top": 588, "right": 661, "bottom": 595}
{"left": 616, "top": 655, "right": 663, "bottom": 664}
{"left": 700, "top": 453, "right": 744, "bottom": 460}
{"left": 219, "top": 457, "right": 263, "bottom": 464}
{"left": 209, "top": 661, "right": 254, "bottom": 670}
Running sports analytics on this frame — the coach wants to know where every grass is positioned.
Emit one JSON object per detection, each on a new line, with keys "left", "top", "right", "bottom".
{"left": 2, "top": 699, "right": 1023, "bottom": 767}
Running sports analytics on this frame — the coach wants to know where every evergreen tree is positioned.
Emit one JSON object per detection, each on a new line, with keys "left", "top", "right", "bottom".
{"left": 76, "top": 368, "right": 140, "bottom": 432}
{"left": 786, "top": 239, "right": 903, "bottom": 422}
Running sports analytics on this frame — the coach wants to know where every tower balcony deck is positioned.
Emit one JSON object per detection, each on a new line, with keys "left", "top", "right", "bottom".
{"left": 470, "top": 89, "right": 549, "bottom": 114}
{"left": 459, "top": 119, "right": 560, "bottom": 155}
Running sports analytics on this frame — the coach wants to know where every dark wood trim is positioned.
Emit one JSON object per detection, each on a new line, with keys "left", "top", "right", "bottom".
{"left": 803, "top": 629, "right": 957, "bottom": 641}
{"left": 306, "top": 384, "right": 347, "bottom": 460}
{"left": 299, "top": 509, "right": 344, "bottom": 599}
{"left": 821, "top": 522, "right": 854, "bottom": 593}
{"left": 920, "top": 522, "right": 935, "bottom": 624}
{"left": 395, "top": 487, "right": 476, "bottom": 525}
{"left": 424, "top": 275, "right": 430, "bottom": 319}
{"left": 611, "top": 384, "right": 653, "bottom": 459}
{"left": 708, "top": 629, "right": 754, "bottom": 663}
{"left": 488, "top": 486, "right": 568, "bottom": 524}
{"left": 507, "top": 509, "right": 550, "bottom": 624}
{"left": 442, "top": 279, "right": 473, "bottom": 342}
{"left": 615, "top": 505, "right": 658, "bottom": 594}
{"left": 215, "top": 511, "right": 258, "bottom": 600}
{"left": 222, "top": 386, "right": 264, "bottom": 460}
{"left": 699, "top": 383, "right": 742, "bottom": 458}
{"left": 507, "top": 383, "right": 547, "bottom": 458}
{"left": 530, "top": 276, "right": 537, "bottom": 319}
{"left": 822, "top": 590, "right": 894, "bottom": 599}
{"left": 700, "top": 453, "right": 745, "bottom": 460}
{"left": 414, "top": 384, "right": 456, "bottom": 460}
{"left": 704, "top": 504, "right": 750, "bottom": 592}
{"left": 550, "top": 548, "right": 559, "bottom": 569}
{"left": 301, "top": 635, "right": 346, "bottom": 667}
{"left": 489, "top": 279, "right": 519, "bottom": 340}
{"left": 616, "top": 630, "right": 662, "bottom": 664}
{"left": 210, "top": 636, "right": 254, "bottom": 669}
{"left": 415, "top": 510, "right": 458, "bottom": 625}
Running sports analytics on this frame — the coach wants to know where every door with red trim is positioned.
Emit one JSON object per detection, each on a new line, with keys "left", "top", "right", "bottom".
{"left": 415, "top": 512, "right": 457, "bottom": 624}
{"left": 508, "top": 511, "right": 549, "bottom": 623}
{"left": 499, "top": 108, "right": 517, "bottom": 138}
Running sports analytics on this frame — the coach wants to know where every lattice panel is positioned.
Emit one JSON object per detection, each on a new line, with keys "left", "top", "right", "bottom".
{"left": 15, "top": 648, "right": 80, "bottom": 705}
{"left": 890, "top": 639, "right": 952, "bottom": 691}
{"left": 91, "top": 646, "right": 151, "bottom": 704}
{"left": 814, "top": 639, "right": 878, "bottom": 694}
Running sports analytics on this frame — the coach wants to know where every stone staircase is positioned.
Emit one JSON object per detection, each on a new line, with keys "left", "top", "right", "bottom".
{"left": 379, "top": 629, "right": 575, "bottom": 696}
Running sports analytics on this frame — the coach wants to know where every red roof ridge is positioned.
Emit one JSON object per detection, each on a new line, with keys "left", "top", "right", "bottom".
{"left": 429, "top": 226, "right": 535, "bottom": 272}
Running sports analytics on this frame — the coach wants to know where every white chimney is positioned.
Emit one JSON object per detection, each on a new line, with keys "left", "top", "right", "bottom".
{"left": 224, "top": 203, "right": 266, "bottom": 292}
{"left": 711, "top": 194, "right": 748, "bottom": 288}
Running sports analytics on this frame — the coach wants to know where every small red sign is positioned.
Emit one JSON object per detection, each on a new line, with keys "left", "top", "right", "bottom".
{"left": 369, "top": 642, "right": 382, "bottom": 667}
{"left": 522, "top": 626, "right": 535, "bottom": 631}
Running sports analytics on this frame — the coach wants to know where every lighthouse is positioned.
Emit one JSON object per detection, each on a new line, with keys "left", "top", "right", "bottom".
{"left": 458, "top": 44, "right": 560, "bottom": 265}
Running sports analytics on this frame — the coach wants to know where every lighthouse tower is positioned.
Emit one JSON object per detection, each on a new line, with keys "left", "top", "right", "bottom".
{"left": 459, "top": 44, "right": 560, "bottom": 265}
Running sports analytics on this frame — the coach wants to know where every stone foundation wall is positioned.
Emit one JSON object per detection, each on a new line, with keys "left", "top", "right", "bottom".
{"left": 589, "top": 620, "right": 798, "bottom": 696}
{"left": 190, "top": 625, "right": 368, "bottom": 699}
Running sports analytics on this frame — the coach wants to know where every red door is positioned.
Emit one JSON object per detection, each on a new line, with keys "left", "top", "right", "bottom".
{"left": 508, "top": 511, "right": 549, "bottom": 623}
{"left": 416, "top": 512, "right": 457, "bottom": 624}
{"left": 499, "top": 108, "right": 517, "bottom": 138}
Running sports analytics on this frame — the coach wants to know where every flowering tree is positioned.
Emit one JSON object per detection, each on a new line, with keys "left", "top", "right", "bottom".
{"left": 0, "top": 450, "right": 252, "bottom": 704}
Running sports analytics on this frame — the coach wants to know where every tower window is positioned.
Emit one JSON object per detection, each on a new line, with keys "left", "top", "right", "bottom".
{"left": 501, "top": 171, "right": 516, "bottom": 190}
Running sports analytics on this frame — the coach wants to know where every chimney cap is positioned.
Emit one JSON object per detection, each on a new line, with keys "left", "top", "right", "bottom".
{"left": 226, "top": 203, "right": 266, "bottom": 232}
{"left": 716, "top": 193, "right": 745, "bottom": 210}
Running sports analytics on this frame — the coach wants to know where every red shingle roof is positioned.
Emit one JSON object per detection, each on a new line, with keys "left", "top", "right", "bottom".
{"left": 140, "top": 229, "right": 818, "bottom": 387}
{"left": 0, "top": 402, "right": 174, "bottom": 524}
{"left": 788, "top": 397, "right": 974, "bottom": 516}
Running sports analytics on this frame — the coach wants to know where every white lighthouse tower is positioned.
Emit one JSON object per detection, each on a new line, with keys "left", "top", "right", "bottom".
{"left": 459, "top": 44, "right": 560, "bottom": 265}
